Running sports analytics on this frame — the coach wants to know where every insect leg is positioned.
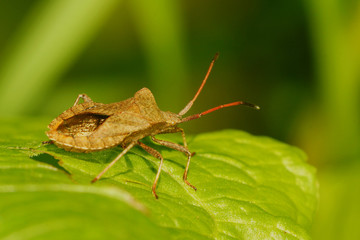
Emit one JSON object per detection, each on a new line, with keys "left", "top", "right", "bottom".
{"left": 73, "top": 93, "right": 93, "bottom": 106}
{"left": 160, "top": 127, "right": 188, "bottom": 148}
{"left": 91, "top": 142, "right": 136, "bottom": 183}
{"left": 138, "top": 141, "right": 164, "bottom": 199}
{"left": 150, "top": 136, "right": 197, "bottom": 191}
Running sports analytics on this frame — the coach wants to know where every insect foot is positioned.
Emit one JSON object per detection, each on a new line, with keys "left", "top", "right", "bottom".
{"left": 46, "top": 53, "right": 259, "bottom": 199}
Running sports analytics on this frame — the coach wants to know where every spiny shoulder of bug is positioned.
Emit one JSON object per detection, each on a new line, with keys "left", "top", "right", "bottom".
{"left": 126, "top": 87, "right": 194, "bottom": 129}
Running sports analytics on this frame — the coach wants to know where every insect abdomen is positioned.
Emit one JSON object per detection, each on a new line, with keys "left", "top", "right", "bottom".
{"left": 47, "top": 106, "right": 126, "bottom": 152}
{"left": 48, "top": 134, "right": 125, "bottom": 153}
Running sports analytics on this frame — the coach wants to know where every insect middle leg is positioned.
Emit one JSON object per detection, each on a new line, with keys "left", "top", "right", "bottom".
{"left": 150, "top": 135, "right": 197, "bottom": 191}
{"left": 73, "top": 93, "right": 93, "bottom": 106}
{"left": 138, "top": 141, "right": 164, "bottom": 199}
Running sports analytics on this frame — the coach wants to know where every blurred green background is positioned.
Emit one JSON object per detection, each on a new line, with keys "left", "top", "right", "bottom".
{"left": 0, "top": 0, "right": 359, "bottom": 239}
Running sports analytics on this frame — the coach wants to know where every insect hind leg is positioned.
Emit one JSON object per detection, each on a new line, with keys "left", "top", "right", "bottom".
{"left": 73, "top": 93, "right": 93, "bottom": 106}
{"left": 42, "top": 140, "right": 54, "bottom": 145}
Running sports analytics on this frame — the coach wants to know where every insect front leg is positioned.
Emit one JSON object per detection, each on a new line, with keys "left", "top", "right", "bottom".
{"left": 159, "top": 127, "right": 193, "bottom": 150}
{"left": 138, "top": 141, "right": 164, "bottom": 199}
{"left": 173, "top": 127, "right": 188, "bottom": 148}
{"left": 150, "top": 136, "right": 196, "bottom": 191}
{"left": 91, "top": 142, "right": 136, "bottom": 183}
{"left": 73, "top": 93, "right": 93, "bottom": 106}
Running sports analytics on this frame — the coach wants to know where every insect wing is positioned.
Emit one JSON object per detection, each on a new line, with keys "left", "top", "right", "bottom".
{"left": 91, "top": 111, "right": 151, "bottom": 139}
{"left": 82, "top": 98, "right": 133, "bottom": 116}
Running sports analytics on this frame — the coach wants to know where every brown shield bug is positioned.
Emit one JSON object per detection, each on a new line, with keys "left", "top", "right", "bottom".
{"left": 46, "top": 53, "right": 260, "bottom": 198}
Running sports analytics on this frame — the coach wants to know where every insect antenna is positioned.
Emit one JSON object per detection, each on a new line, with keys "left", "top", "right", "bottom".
{"left": 181, "top": 101, "right": 260, "bottom": 123}
{"left": 179, "top": 53, "right": 260, "bottom": 122}
{"left": 179, "top": 53, "right": 219, "bottom": 116}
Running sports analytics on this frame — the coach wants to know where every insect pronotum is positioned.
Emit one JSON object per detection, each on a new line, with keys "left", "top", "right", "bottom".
{"left": 46, "top": 53, "right": 260, "bottom": 198}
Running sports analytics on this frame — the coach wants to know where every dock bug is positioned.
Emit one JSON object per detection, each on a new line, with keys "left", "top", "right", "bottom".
{"left": 46, "top": 53, "right": 260, "bottom": 198}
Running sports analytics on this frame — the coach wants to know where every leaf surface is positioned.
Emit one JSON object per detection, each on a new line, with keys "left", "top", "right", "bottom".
{"left": 0, "top": 118, "right": 318, "bottom": 239}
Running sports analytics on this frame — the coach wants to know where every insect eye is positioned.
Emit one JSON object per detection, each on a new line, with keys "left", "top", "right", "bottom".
{"left": 57, "top": 113, "right": 109, "bottom": 137}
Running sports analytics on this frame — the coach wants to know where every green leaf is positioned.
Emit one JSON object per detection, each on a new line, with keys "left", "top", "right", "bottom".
{"left": 0, "top": 118, "right": 318, "bottom": 239}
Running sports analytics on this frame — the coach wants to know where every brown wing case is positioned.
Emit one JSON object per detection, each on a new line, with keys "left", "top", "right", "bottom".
{"left": 47, "top": 88, "right": 167, "bottom": 152}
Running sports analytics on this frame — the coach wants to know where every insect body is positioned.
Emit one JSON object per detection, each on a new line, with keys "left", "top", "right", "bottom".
{"left": 46, "top": 53, "right": 259, "bottom": 198}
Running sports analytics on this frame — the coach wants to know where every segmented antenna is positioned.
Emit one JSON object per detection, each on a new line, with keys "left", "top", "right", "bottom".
{"left": 179, "top": 53, "right": 219, "bottom": 116}
{"left": 179, "top": 53, "right": 260, "bottom": 121}
{"left": 181, "top": 101, "right": 260, "bottom": 123}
